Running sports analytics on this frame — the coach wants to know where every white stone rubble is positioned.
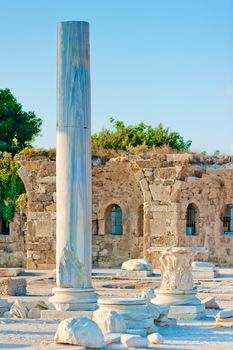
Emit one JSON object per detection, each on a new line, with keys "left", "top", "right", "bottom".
{"left": 121, "top": 259, "right": 152, "bottom": 271}
{"left": 216, "top": 308, "right": 233, "bottom": 327}
{"left": 93, "top": 309, "right": 126, "bottom": 333}
{"left": 148, "top": 332, "right": 164, "bottom": 344}
{"left": 10, "top": 299, "right": 27, "bottom": 319}
{"left": 54, "top": 317, "right": 104, "bottom": 347}
{"left": 141, "top": 288, "right": 155, "bottom": 300}
{"left": 216, "top": 309, "right": 233, "bottom": 319}
{"left": 28, "top": 308, "right": 41, "bottom": 319}
{"left": 192, "top": 261, "right": 219, "bottom": 279}
{"left": 121, "top": 334, "right": 149, "bottom": 347}
{"left": 201, "top": 297, "right": 219, "bottom": 309}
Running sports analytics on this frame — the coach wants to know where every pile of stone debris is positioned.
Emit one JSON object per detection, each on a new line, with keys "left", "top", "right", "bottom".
{"left": 0, "top": 299, "right": 48, "bottom": 319}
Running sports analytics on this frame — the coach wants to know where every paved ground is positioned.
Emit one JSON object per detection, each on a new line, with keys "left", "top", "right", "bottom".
{"left": 0, "top": 267, "right": 232, "bottom": 349}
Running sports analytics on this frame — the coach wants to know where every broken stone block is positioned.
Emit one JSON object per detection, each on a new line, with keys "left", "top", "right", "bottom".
{"left": 93, "top": 309, "right": 126, "bottom": 333}
{"left": 0, "top": 268, "right": 24, "bottom": 277}
{"left": 121, "top": 259, "right": 152, "bottom": 272}
{"left": 10, "top": 299, "right": 28, "bottom": 318}
{"left": 148, "top": 332, "right": 164, "bottom": 344}
{"left": 192, "top": 261, "right": 219, "bottom": 279}
{"left": 0, "top": 278, "right": 26, "bottom": 296}
{"left": 121, "top": 334, "right": 149, "bottom": 347}
{"left": 54, "top": 317, "right": 104, "bottom": 348}
{"left": 28, "top": 307, "right": 41, "bottom": 319}
{"left": 201, "top": 297, "right": 219, "bottom": 309}
{"left": 216, "top": 309, "right": 233, "bottom": 319}
{"left": 141, "top": 288, "right": 155, "bottom": 300}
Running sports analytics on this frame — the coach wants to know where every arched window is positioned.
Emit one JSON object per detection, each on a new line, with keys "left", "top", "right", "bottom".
{"left": 138, "top": 204, "right": 144, "bottom": 237}
{"left": 0, "top": 218, "right": 10, "bottom": 235}
{"left": 186, "top": 204, "right": 198, "bottom": 236}
{"left": 223, "top": 204, "right": 233, "bottom": 234}
{"left": 105, "top": 204, "right": 123, "bottom": 235}
{"left": 110, "top": 204, "right": 123, "bottom": 235}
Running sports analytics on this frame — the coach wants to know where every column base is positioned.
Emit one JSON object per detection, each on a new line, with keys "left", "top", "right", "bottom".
{"left": 151, "top": 288, "right": 206, "bottom": 319}
{"left": 49, "top": 287, "right": 98, "bottom": 311}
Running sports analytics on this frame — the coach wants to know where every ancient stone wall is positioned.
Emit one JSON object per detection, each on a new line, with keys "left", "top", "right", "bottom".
{"left": 177, "top": 167, "right": 233, "bottom": 264}
{"left": 0, "top": 212, "right": 26, "bottom": 267}
{"left": 18, "top": 152, "right": 56, "bottom": 269}
{"left": 11, "top": 151, "right": 233, "bottom": 269}
{"left": 92, "top": 158, "right": 144, "bottom": 266}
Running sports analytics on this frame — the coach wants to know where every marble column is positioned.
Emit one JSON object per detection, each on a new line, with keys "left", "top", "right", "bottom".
{"left": 50, "top": 21, "right": 97, "bottom": 312}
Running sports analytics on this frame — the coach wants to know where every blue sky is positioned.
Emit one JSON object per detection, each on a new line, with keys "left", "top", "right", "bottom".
{"left": 0, "top": 0, "right": 232, "bottom": 153}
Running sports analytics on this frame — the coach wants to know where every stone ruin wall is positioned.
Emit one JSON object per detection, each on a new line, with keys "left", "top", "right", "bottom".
{"left": 0, "top": 211, "right": 26, "bottom": 267}
{"left": 3, "top": 152, "right": 233, "bottom": 269}
{"left": 17, "top": 152, "right": 56, "bottom": 269}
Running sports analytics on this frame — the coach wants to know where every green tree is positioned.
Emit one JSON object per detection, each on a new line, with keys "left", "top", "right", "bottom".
{"left": 0, "top": 88, "right": 42, "bottom": 155}
{"left": 92, "top": 118, "right": 192, "bottom": 154}
{"left": 0, "top": 152, "right": 25, "bottom": 221}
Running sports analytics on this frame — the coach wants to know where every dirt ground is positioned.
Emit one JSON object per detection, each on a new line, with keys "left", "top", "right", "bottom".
{"left": 0, "top": 267, "right": 232, "bottom": 349}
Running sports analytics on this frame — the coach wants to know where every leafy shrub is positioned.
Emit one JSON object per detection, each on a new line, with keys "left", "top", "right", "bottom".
{"left": 92, "top": 118, "right": 191, "bottom": 155}
{"left": 0, "top": 152, "right": 25, "bottom": 220}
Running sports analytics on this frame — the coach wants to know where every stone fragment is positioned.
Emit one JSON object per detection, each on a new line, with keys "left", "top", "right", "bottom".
{"left": 121, "top": 259, "right": 152, "bottom": 272}
{"left": 28, "top": 307, "right": 41, "bottom": 319}
{"left": 10, "top": 299, "right": 28, "bottom": 318}
{"left": 0, "top": 278, "right": 26, "bottom": 296}
{"left": 54, "top": 317, "right": 104, "bottom": 348}
{"left": 201, "top": 297, "right": 219, "bottom": 309}
{"left": 121, "top": 334, "right": 149, "bottom": 347}
{"left": 141, "top": 288, "right": 155, "bottom": 300}
{"left": 93, "top": 309, "right": 126, "bottom": 333}
{"left": 0, "top": 268, "right": 24, "bottom": 277}
{"left": 216, "top": 309, "right": 233, "bottom": 319}
{"left": 148, "top": 332, "right": 164, "bottom": 344}
{"left": 147, "top": 301, "right": 162, "bottom": 320}
{"left": 192, "top": 261, "right": 215, "bottom": 269}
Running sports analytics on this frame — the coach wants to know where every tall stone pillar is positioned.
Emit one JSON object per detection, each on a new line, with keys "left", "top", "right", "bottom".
{"left": 50, "top": 21, "right": 97, "bottom": 313}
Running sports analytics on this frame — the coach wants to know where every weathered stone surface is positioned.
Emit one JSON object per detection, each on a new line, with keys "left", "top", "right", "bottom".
{"left": 54, "top": 317, "right": 104, "bottom": 347}
{"left": 121, "top": 259, "right": 152, "bottom": 271}
{"left": 10, "top": 299, "right": 27, "bottom": 318}
{"left": 28, "top": 308, "right": 41, "bottom": 319}
{"left": 216, "top": 309, "right": 233, "bottom": 319}
{"left": 148, "top": 332, "right": 164, "bottom": 344}
{"left": 201, "top": 297, "right": 219, "bottom": 309}
{"left": 0, "top": 278, "right": 26, "bottom": 296}
{"left": 121, "top": 334, "right": 149, "bottom": 347}
{"left": 141, "top": 288, "right": 155, "bottom": 301}
{"left": 116, "top": 270, "right": 152, "bottom": 278}
{"left": 192, "top": 261, "right": 215, "bottom": 269}
{"left": 125, "top": 317, "right": 155, "bottom": 329}
{"left": 93, "top": 309, "right": 126, "bottom": 333}
{"left": 0, "top": 268, "right": 24, "bottom": 277}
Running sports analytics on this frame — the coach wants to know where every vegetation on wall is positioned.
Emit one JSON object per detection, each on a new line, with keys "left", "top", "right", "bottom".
{"left": 92, "top": 118, "right": 192, "bottom": 156}
{"left": 0, "top": 88, "right": 42, "bottom": 156}
{"left": 0, "top": 88, "right": 42, "bottom": 221}
{"left": 0, "top": 152, "right": 26, "bottom": 221}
